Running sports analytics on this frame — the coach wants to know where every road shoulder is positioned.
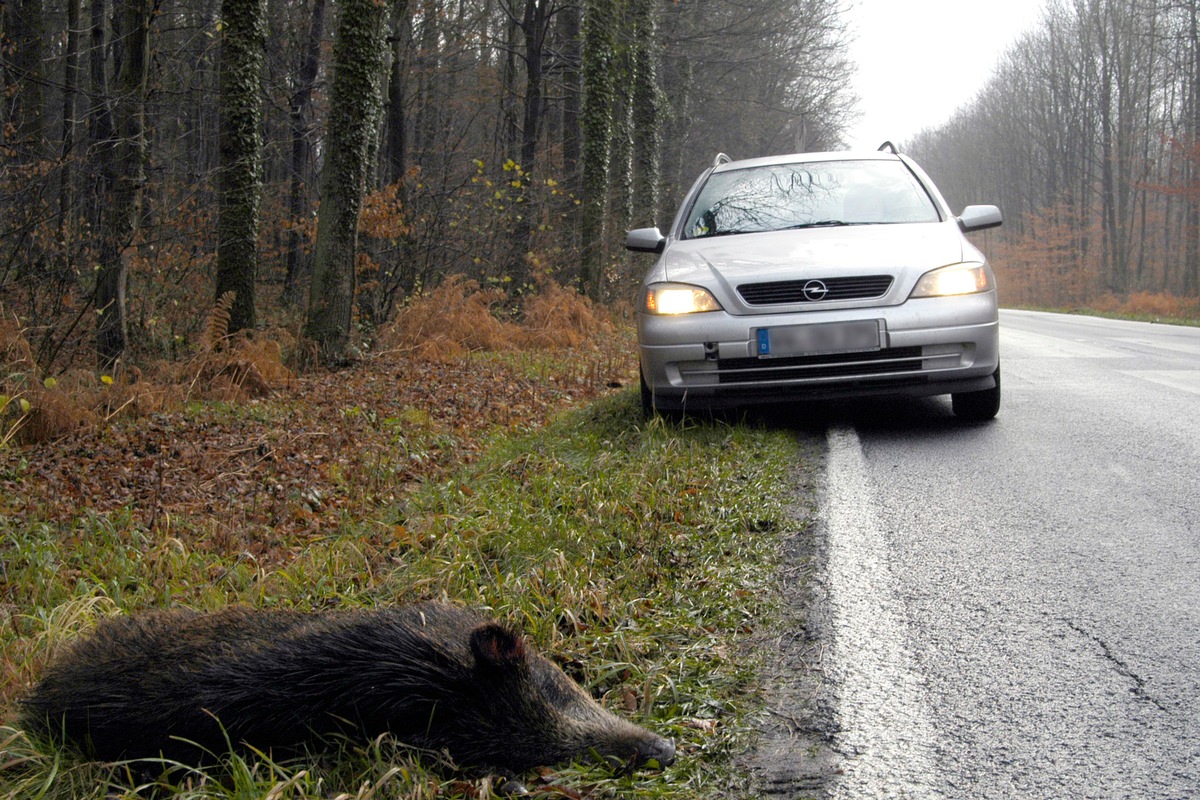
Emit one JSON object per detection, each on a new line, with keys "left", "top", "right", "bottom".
{"left": 738, "top": 431, "right": 841, "bottom": 798}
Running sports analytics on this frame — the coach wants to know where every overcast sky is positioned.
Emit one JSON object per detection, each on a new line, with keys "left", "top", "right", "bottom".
{"left": 843, "top": 0, "right": 1048, "bottom": 150}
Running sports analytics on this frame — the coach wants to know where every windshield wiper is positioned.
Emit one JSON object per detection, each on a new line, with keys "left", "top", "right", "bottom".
{"left": 692, "top": 228, "right": 748, "bottom": 239}
{"left": 695, "top": 220, "right": 861, "bottom": 239}
{"left": 785, "top": 219, "right": 852, "bottom": 230}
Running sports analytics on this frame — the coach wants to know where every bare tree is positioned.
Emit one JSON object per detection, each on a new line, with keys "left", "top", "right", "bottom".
{"left": 94, "top": 0, "right": 152, "bottom": 370}
{"left": 910, "top": 0, "right": 1200, "bottom": 304}
{"left": 284, "top": 0, "right": 328, "bottom": 303}
{"left": 657, "top": 0, "right": 855, "bottom": 200}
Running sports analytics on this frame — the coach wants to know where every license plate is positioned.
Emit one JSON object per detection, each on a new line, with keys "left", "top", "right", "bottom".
{"left": 756, "top": 320, "right": 882, "bottom": 357}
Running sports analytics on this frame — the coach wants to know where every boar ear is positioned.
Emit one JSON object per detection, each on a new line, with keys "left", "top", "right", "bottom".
{"left": 469, "top": 623, "right": 527, "bottom": 671}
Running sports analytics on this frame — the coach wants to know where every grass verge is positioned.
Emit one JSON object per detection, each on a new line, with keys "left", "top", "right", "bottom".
{"left": 1006, "top": 302, "right": 1200, "bottom": 327}
{"left": 0, "top": 389, "right": 809, "bottom": 799}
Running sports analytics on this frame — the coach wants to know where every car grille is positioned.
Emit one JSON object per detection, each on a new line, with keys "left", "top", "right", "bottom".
{"left": 737, "top": 275, "right": 894, "bottom": 305}
{"left": 713, "top": 346, "right": 928, "bottom": 384}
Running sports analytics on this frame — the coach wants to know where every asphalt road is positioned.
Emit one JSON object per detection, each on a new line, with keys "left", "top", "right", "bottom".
{"left": 817, "top": 309, "right": 1200, "bottom": 799}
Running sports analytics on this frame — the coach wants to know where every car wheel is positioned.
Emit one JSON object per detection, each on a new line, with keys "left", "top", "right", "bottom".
{"left": 951, "top": 365, "right": 1001, "bottom": 421}
{"left": 639, "top": 367, "right": 655, "bottom": 418}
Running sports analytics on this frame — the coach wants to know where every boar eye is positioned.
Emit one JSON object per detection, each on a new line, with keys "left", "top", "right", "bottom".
{"left": 534, "top": 662, "right": 591, "bottom": 707}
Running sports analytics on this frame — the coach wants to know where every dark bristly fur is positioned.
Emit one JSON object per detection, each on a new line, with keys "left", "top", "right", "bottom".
{"left": 20, "top": 603, "right": 676, "bottom": 772}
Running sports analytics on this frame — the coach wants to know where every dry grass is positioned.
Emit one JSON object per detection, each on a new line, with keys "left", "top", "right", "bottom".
{"left": 1088, "top": 291, "right": 1200, "bottom": 320}
{"left": 381, "top": 275, "right": 619, "bottom": 360}
{"left": 515, "top": 279, "right": 612, "bottom": 349}
{"left": 1, "top": 334, "right": 291, "bottom": 445}
{"left": 4, "top": 277, "right": 620, "bottom": 445}
{"left": 381, "top": 275, "right": 516, "bottom": 360}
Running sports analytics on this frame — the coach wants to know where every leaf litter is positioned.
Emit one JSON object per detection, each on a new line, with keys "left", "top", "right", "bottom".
{"left": 0, "top": 279, "right": 634, "bottom": 570}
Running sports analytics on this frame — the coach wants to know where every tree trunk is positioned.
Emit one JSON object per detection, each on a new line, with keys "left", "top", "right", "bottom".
{"left": 87, "top": 0, "right": 110, "bottom": 228}
{"left": 498, "top": 5, "right": 520, "bottom": 157}
{"left": 304, "top": 0, "right": 387, "bottom": 363}
{"left": 284, "top": 0, "right": 327, "bottom": 303}
{"left": 413, "top": 0, "right": 441, "bottom": 167}
{"left": 630, "top": 0, "right": 660, "bottom": 227}
{"left": 510, "top": 0, "right": 551, "bottom": 285}
{"left": 383, "top": 0, "right": 411, "bottom": 186}
{"left": 580, "top": 0, "right": 617, "bottom": 299}
{"left": 94, "top": 0, "right": 151, "bottom": 371}
{"left": 2, "top": 0, "right": 46, "bottom": 155}
{"left": 215, "top": 0, "right": 268, "bottom": 334}
{"left": 58, "top": 0, "right": 83, "bottom": 238}
{"left": 518, "top": 0, "right": 549, "bottom": 176}
{"left": 558, "top": 3, "right": 581, "bottom": 196}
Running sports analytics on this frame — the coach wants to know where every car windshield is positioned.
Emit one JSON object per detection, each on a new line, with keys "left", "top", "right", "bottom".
{"left": 683, "top": 159, "right": 940, "bottom": 239}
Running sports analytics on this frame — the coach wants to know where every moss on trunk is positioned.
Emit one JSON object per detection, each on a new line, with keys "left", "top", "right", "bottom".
{"left": 304, "top": 0, "right": 387, "bottom": 363}
{"left": 215, "top": 0, "right": 268, "bottom": 334}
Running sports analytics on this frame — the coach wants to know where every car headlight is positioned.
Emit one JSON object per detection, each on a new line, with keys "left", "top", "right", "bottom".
{"left": 643, "top": 283, "right": 723, "bottom": 315}
{"left": 910, "top": 263, "right": 992, "bottom": 298}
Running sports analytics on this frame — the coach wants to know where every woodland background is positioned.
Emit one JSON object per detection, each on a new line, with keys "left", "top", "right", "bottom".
{"left": 1, "top": 0, "right": 1199, "bottom": 383}
{"left": 910, "top": 0, "right": 1200, "bottom": 312}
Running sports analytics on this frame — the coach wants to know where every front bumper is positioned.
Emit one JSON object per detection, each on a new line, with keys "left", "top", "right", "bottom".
{"left": 638, "top": 292, "right": 1000, "bottom": 411}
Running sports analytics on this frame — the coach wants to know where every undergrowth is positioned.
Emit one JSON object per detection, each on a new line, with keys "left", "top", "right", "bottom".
{"left": 0, "top": 275, "right": 622, "bottom": 447}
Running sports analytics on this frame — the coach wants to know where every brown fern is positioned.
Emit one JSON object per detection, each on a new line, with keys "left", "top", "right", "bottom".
{"left": 203, "top": 292, "right": 236, "bottom": 353}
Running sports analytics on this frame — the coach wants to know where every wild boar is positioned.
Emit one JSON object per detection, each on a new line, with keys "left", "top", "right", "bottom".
{"left": 20, "top": 603, "right": 676, "bottom": 773}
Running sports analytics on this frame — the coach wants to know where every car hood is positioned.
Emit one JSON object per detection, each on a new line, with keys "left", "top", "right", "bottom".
{"left": 654, "top": 222, "right": 974, "bottom": 309}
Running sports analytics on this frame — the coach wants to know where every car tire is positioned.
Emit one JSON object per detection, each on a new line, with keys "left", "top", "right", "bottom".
{"left": 951, "top": 365, "right": 1001, "bottom": 421}
{"left": 639, "top": 367, "right": 656, "bottom": 418}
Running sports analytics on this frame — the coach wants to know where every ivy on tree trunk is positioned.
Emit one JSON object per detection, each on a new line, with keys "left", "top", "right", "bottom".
{"left": 304, "top": 0, "right": 387, "bottom": 363}
{"left": 579, "top": 0, "right": 617, "bottom": 300}
{"left": 630, "top": 0, "right": 661, "bottom": 229}
{"left": 215, "top": 0, "right": 268, "bottom": 334}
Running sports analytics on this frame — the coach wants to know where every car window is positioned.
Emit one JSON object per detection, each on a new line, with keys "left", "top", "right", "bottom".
{"left": 683, "top": 160, "right": 940, "bottom": 239}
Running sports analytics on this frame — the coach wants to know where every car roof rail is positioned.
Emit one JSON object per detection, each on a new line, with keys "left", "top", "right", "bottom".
{"left": 713, "top": 152, "right": 732, "bottom": 167}
{"left": 877, "top": 141, "right": 898, "bottom": 154}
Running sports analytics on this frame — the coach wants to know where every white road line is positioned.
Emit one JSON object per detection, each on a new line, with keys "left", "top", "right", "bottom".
{"left": 824, "top": 427, "right": 944, "bottom": 799}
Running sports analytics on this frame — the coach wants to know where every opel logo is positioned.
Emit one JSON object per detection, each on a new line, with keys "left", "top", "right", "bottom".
{"left": 802, "top": 280, "right": 829, "bottom": 302}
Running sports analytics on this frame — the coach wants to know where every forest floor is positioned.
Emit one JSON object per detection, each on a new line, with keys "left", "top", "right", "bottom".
{"left": 0, "top": 280, "right": 635, "bottom": 558}
{"left": 0, "top": 343, "right": 633, "bottom": 565}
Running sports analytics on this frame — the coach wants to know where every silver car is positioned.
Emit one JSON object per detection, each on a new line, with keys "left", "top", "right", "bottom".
{"left": 627, "top": 146, "right": 1003, "bottom": 420}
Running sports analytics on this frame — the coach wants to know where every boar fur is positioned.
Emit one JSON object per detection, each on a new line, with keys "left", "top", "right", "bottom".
{"left": 20, "top": 603, "right": 676, "bottom": 773}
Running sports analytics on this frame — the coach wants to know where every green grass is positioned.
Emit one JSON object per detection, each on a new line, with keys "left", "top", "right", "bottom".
{"left": 0, "top": 390, "right": 808, "bottom": 799}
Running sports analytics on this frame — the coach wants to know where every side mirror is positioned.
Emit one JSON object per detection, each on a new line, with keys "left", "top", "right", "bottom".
{"left": 958, "top": 205, "right": 1003, "bottom": 232}
{"left": 626, "top": 227, "right": 667, "bottom": 254}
